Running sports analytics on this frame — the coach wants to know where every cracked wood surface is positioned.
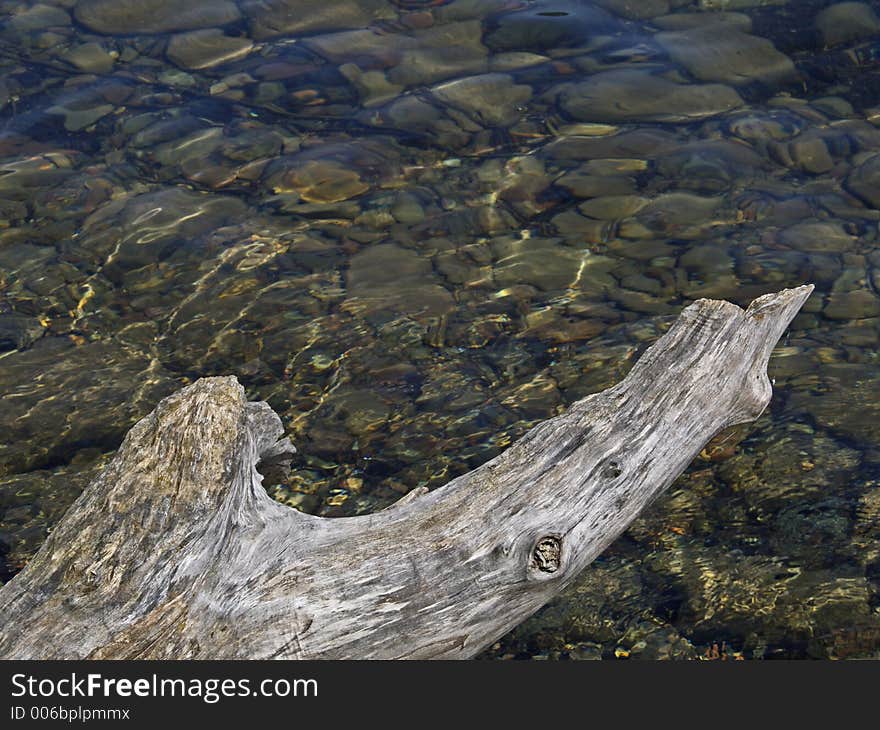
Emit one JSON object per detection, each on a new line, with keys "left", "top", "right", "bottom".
{"left": 0, "top": 285, "right": 813, "bottom": 659}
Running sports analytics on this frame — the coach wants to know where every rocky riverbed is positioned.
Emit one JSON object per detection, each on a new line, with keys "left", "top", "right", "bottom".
{"left": 1, "top": 0, "right": 879, "bottom": 659}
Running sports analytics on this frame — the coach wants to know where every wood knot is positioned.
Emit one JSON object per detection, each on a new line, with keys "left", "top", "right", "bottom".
{"left": 531, "top": 536, "right": 562, "bottom": 573}
{"left": 603, "top": 461, "right": 622, "bottom": 478}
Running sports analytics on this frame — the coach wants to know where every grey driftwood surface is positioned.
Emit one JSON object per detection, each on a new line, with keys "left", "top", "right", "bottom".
{"left": 0, "top": 285, "right": 813, "bottom": 659}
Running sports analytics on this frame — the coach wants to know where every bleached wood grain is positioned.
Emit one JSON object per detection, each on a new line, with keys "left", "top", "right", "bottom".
{"left": 0, "top": 285, "right": 813, "bottom": 659}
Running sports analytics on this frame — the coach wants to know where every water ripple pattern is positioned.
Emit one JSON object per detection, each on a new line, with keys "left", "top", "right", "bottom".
{"left": 1, "top": 0, "right": 879, "bottom": 659}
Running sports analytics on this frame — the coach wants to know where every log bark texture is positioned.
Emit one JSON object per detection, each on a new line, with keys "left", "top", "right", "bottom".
{"left": 0, "top": 285, "right": 813, "bottom": 659}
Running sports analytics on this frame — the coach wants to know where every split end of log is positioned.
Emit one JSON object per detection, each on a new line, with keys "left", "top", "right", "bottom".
{"left": 0, "top": 285, "right": 814, "bottom": 659}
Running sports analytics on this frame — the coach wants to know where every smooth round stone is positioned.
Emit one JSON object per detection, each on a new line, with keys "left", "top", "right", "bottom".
{"left": 823, "top": 290, "right": 880, "bottom": 320}
{"left": 265, "top": 159, "right": 369, "bottom": 203}
{"left": 726, "top": 111, "right": 806, "bottom": 142}
{"left": 74, "top": 0, "right": 241, "bottom": 35}
{"left": 679, "top": 243, "right": 734, "bottom": 272}
{"left": 651, "top": 11, "right": 752, "bottom": 31}
{"left": 431, "top": 73, "right": 531, "bottom": 127}
{"left": 8, "top": 4, "right": 71, "bottom": 32}
{"left": 578, "top": 195, "right": 647, "bottom": 220}
{"left": 787, "top": 364, "right": 880, "bottom": 446}
{"left": 789, "top": 138, "right": 834, "bottom": 174}
{"left": 699, "top": 0, "right": 785, "bottom": 7}
{"left": 484, "top": 0, "right": 620, "bottom": 52}
{"left": 243, "top": 0, "right": 395, "bottom": 40}
{"left": 391, "top": 193, "right": 426, "bottom": 224}
{"left": 779, "top": 222, "right": 854, "bottom": 252}
{"left": 581, "top": 158, "right": 647, "bottom": 175}
{"left": 846, "top": 154, "right": 880, "bottom": 209}
{"left": 48, "top": 103, "right": 115, "bottom": 131}
{"left": 655, "top": 140, "right": 768, "bottom": 187}
{"left": 348, "top": 243, "right": 430, "bottom": 288}
{"left": 344, "top": 243, "right": 453, "bottom": 317}
{"left": 815, "top": 2, "right": 880, "bottom": 47}
{"left": 339, "top": 65, "right": 402, "bottom": 107}
{"left": 489, "top": 52, "right": 550, "bottom": 72}
{"left": 62, "top": 42, "right": 115, "bottom": 73}
{"left": 386, "top": 21, "right": 490, "bottom": 88}
{"left": 555, "top": 69, "right": 743, "bottom": 123}
{"left": 220, "top": 129, "right": 284, "bottom": 162}
{"left": 303, "top": 28, "right": 401, "bottom": 64}
{"left": 637, "top": 193, "right": 724, "bottom": 227}
{"left": 166, "top": 30, "right": 253, "bottom": 70}
{"left": 554, "top": 123, "right": 619, "bottom": 137}
{"left": 554, "top": 172, "right": 637, "bottom": 198}
{"left": 158, "top": 69, "right": 197, "bottom": 87}
{"left": 551, "top": 209, "right": 612, "bottom": 238}
{"left": 656, "top": 28, "right": 797, "bottom": 86}
{"left": 542, "top": 129, "right": 679, "bottom": 160}
{"left": 591, "top": 0, "right": 669, "bottom": 19}
{"left": 811, "top": 96, "right": 855, "bottom": 119}
{"left": 491, "top": 238, "right": 596, "bottom": 292}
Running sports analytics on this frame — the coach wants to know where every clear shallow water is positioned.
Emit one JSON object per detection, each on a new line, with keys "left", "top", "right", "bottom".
{"left": 1, "top": 0, "right": 879, "bottom": 659}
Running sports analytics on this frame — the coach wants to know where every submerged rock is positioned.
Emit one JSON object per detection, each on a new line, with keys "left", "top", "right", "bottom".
{"left": 47, "top": 103, "right": 115, "bottom": 132}
{"left": 7, "top": 4, "right": 71, "bottom": 32}
{"left": 846, "top": 154, "right": 880, "bottom": 209}
{"left": 787, "top": 364, "right": 880, "bottom": 447}
{"left": 344, "top": 243, "right": 453, "bottom": 318}
{"left": 243, "top": 0, "right": 396, "bottom": 40}
{"left": 264, "top": 158, "right": 369, "bottom": 203}
{"left": 656, "top": 28, "right": 797, "bottom": 86}
{"left": 166, "top": 30, "right": 253, "bottom": 70}
{"left": 484, "top": 1, "right": 621, "bottom": 52}
{"left": 61, "top": 43, "right": 116, "bottom": 74}
{"left": 0, "top": 315, "right": 44, "bottom": 353}
{"left": 74, "top": 0, "right": 241, "bottom": 35}
{"left": 779, "top": 222, "right": 854, "bottom": 253}
{"left": 652, "top": 11, "right": 752, "bottom": 31}
{"left": 431, "top": 73, "right": 531, "bottom": 127}
{"left": 491, "top": 237, "right": 609, "bottom": 294}
{"left": 0, "top": 337, "right": 177, "bottom": 477}
{"left": 815, "top": 2, "right": 880, "bottom": 47}
{"left": 592, "top": 0, "right": 669, "bottom": 19}
{"left": 554, "top": 69, "right": 743, "bottom": 123}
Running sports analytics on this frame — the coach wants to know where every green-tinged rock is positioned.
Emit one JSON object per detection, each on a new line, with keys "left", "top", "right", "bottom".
{"left": 243, "top": 0, "right": 395, "bottom": 40}
{"left": 0, "top": 315, "right": 45, "bottom": 352}
{"left": 592, "top": 0, "right": 669, "bottom": 19}
{"left": 491, "top": 237, "right": 611, "bottom": 293}
{"left": 166, "top": 30, "right": 253, "bottom": 70}
{"left": 578, "top": 195, "right": 647, "bottom": 220}
{"left": 787, "top": 364, "right": 880, "bottom": 446}
{"left": 815, "top": 2, "right": 880, "bottom": 46}
{"left": 432, "top": 73, "right": 531, "bottom": 127}
{"left": 652, "top": 11, "right": 752, "bottom": 31}
{"left": 62, "top": 43, "right": 116, "bottom": 74}
{"left": 554, "top": 69, "right": 743, "bottom": 123}
{"left": 823, "top": 290, "right": 880, "bottom": 320}
{"left": 48, "top": 104, "right": 115, "bottom": 132}
{"left": 846, "top": 154, "right": 880, "bottom": 209}
{"left": 7, "top": 4, "right": 70, "bottom": 32}
{"left": 779, "top": 222, "right": 854, "bottom": 253}
{"left": 554, "top": 172, "right": 638, "bottom": 198}
{"left": 75, "top": 0, "right": 241, "bottom": 35}
{"left": 656, "top": 28, "right": 797, "bottom": 86}
{"left": 266, "top": 159, "right": 368, "bottom": 203}
{"left": 344, "top": 243, "right": 453, "bottom": 318}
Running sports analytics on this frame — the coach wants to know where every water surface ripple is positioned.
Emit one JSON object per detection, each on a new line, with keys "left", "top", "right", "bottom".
{"left": 1, "top": 0, "right": 880, "bottom": 659}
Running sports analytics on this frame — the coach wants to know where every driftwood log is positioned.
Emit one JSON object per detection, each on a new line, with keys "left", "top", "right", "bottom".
{"left": 0, "top": 285, "right": 813, "bottom": 659}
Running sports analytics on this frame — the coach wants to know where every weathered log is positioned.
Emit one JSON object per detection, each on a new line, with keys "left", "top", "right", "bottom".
{"left": 0, "top": 285, "right": 813, "bottom": 659}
